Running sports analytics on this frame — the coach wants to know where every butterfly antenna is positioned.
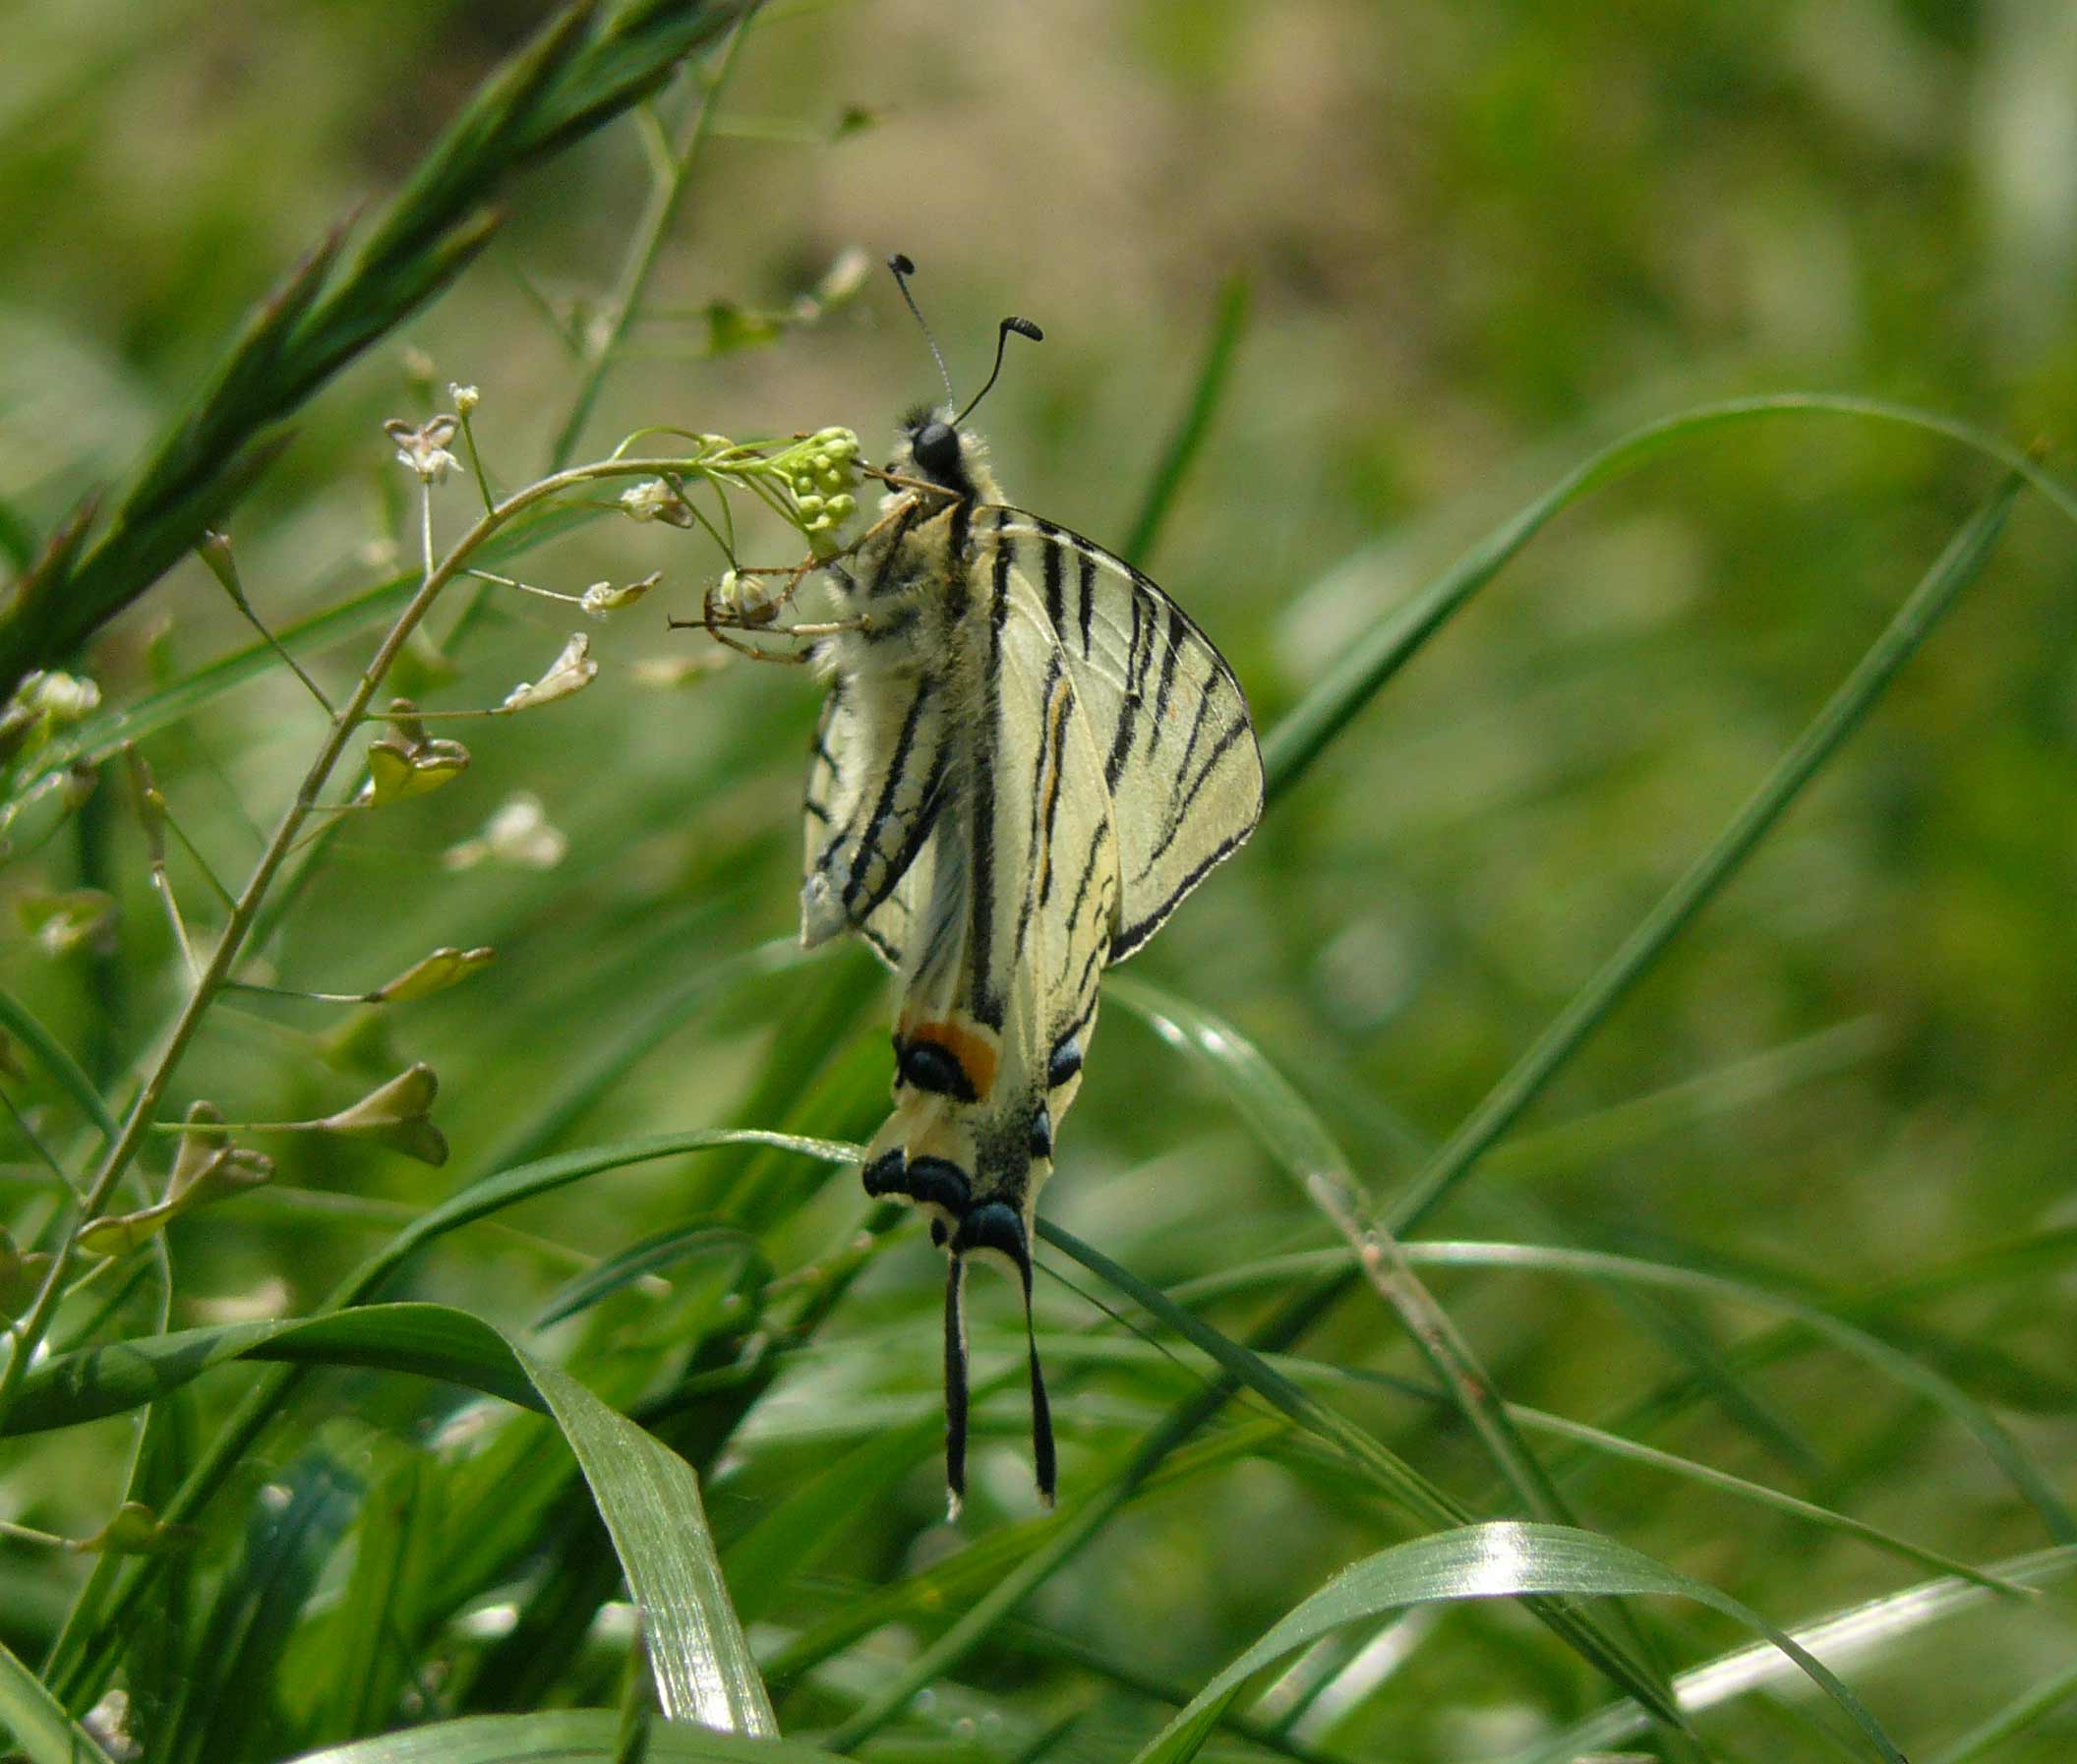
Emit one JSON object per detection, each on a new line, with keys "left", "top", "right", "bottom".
{"left": 956, "top": 317, "right": 1044, "bottom": 427}
{"left": 943, "top": 1255, "right": 971, "bottom": 1521}
{"left": 888, "top": 253, "right": 957, "bottom": 410}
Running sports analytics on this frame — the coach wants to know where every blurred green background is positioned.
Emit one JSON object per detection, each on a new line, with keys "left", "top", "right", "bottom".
{"left": 3, "top": 2, "right": 2075, "bottom": 1760}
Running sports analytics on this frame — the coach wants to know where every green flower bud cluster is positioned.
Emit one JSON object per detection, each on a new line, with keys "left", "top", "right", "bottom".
{"left": 769, "top": 426, "right": 861, "bottom": 553}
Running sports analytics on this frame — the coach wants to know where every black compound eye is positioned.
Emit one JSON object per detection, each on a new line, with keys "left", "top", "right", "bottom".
{"left": 900, "top": 1037, "right": 978, "bottom": 1102}
{"left": 1028, "top": 1104, "right": 1053, "bottom": 1161}
{"left": 911, "top": 421, "right": 960, "bottom": 479}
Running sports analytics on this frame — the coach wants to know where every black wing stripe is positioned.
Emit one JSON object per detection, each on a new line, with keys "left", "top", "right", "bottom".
{"left": 1076, "top": 545, "right": 1097, "bottom": 658}
{"left": 1138, "top": 712, "right": 1253, "bottom": 880}
{"left": 1038, "top": 518, "right": 1066, "bottom": 636}
{"left": 966, "top": 518, "right": 1016, "bottom": 1029}
{"left": 1113, "top": 822, "right": 1254, "bottom": 959}
{"left": 862, "top": 502, "right": 920, "bottom": 597}
{"left": 1016, "top": 650, "right": 1069, "bottom": 966}
{"left": 1147, "top": 598, "right": 1185, "bottom": 753}
{"left": 1101, "top": 585, "right": 1146, "bottom": 790}
{"left": 834, "top": 673, "right": 939, "bottom": 911}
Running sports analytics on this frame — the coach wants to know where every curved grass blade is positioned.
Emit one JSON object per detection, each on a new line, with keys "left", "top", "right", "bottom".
{"left": 1101, "top": 979, "right": 1676, "bottom": 1667}
{"left": 1165, "top": 1231, "right": 2069, "bottom": 1571}
{"left": 1038, "top": 1221, "right": 1685, "bottom": 1733}
{"left": 720, "top": 1416, "right": 940, "bottom": 1628}
{"left": 1519, "top": 1544, "right": 2077, "bottom": 1764}
{"left": 281, "top": 1710, "right": 851, "bottom": 1763}
{"left": 1407, "top": 1238, "right": 2077, "bottom": 1539}
{"left": 5, "top": 1302, "right": 542, "bottom": 1436}
{"left": 1383, "top": 474, "right": 2025, "bottom": 1237}
{"left": 1032, "top": 1320, "right": 2021, "bottom": 1594}
{"left": 1925, "top": 1658, "right": 2077, "bottom": 1764}
{"left": 12, "top": 1295, "right": 773, "bottom": 1735}
{"left": 46, "top": 1130, "right": 857, "bottom": 1711}
{"left": 0, "top": 983, "right": 120, "bottom": 1142}
{"left": 1122, "top": 271, "right": 1250, "bottom": 567}
{"left": 535, "top": 1223, "right": 762, "bottom": 1329}
{"left": 0, "top": 1633, "right": 114, "bottom": 1764}
{"left": 516, "top": 1346, "right": 777, "bottom": 1735}
{"left": 1131, "top": 1521, "right": 1907, "bottom": 1764}
{"left": 1261, "top": 402, "right": 2062, "bottom": 800}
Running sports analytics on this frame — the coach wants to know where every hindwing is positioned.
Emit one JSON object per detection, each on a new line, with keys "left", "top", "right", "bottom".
{"left": 986, "top": 515, "right": 1263, "bottom": 959}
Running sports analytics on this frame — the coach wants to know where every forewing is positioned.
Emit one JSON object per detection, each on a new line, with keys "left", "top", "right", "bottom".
{"left": 992, "top": 514, "right": 1262, "bottom": 960}
{"left": 801, "top": 670, "right": 948, "bottom": 949}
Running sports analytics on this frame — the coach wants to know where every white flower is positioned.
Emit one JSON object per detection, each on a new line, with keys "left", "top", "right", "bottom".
{"left": 619, "top": 478, "right": 683, "bottom": 523}
{"left": 384, "top": 416, "right": 460, "bottom": 484}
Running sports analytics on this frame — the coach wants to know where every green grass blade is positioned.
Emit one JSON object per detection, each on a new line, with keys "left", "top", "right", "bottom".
{"left": 1034, "top": 1289, "right": 2024, "bottom": 1594}
{"left": 0, "top": 984, "right": 118, "bottom": 1142}
{"left": 1170, "top": 1234, "right": 2075, "bottom": 1549}
{"left": 6, "top": 1303, "right": 545, "bottom": 1434}
{"left": 45, "top": 1130, "right": 860, "bottom": 1710}
{"left": 1925, "top": 1658, "right": 2077, "bottom": 1764}
{"left": 310, "top": 1446, "right": 445, "bottom": 1745}
{"left": 535, "top": 1223, "right": 761, "bottom": 1329}
{"left": 516, "top": 1346, "right": 776, "bottom": 1735}
{"left": 163, "top": 1452, "right": 360, "bottom": 1764}
{"left": 1038, "top": 1221, "right": 1687, "bottom": 1733}
{"left": 15, "top": 499, "right": 601, "bottom": 793}
{"left": 1385, "top": 472, "right": 2026, "bottom": 1236}
{"left": 1260, "top": 403, "right": 2063, "bottom": 802}
{"left": 14, "top": 1294, "right": 772, "bottom": 1735}
{"left": 1521, "top": 1544, "right": 2077, "bottom": 1764}
{"left": 1122, "top": 271, "right": 1250, "bottom": 567}
{"left": 719, "top": 1417, "right": 939, "bottom": 1628}
{"left": 282, "top": 1711, "right": 849, "bottom": 1762}
{"left": 0, "top": 1633, "right": 114, "bottom": 1764}
{"left": 1129, "top": 1521, "right": 1907, "bottom": 1764}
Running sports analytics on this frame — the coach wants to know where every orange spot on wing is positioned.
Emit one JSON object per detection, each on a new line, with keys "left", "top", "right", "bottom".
{"left": 898, "top": 1015, "right": 1000, "bottom": 1098}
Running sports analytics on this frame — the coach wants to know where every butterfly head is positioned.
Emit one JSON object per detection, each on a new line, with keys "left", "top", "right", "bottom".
{"left": 889, "top": 406, "right": 995, "bottom": 504}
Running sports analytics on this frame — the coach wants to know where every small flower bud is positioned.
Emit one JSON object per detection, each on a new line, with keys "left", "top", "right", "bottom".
{"left": 580, "top": 570, "right": 662, "bottom": 616}
{"left": 375, "top": 946, "right": 496, "bottom": 1003}
{"left": 365, "top": 735, "right": 470, "bottom": 805}
{"left": 500, "top": 633, "right": 597, "bottom": 713}
{"left": 316, "top": 1063, "right": 447, "bottom": 1166}
{"left": 449, "top": 382, "right": 480, "bottom": 414}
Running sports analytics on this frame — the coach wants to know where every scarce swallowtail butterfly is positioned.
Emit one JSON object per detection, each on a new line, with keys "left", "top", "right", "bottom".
{"left": 800, "top": 258, "right": 1263, "bottom": 1515}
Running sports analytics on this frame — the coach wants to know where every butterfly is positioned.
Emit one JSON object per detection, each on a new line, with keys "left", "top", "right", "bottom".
{"left": 799, "top": 259, "right": 1263, "bottom": 1515}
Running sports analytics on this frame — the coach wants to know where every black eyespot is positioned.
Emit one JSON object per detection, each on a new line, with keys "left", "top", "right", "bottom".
{"left": 861, "top": 1148, "right": 906, "bottom": 1198}
{"left": 900, "top": 1037, "right": 979, "bottom": 1102}
{"left": 952, "top": 1201, "right": 1025, "bottom": 1262}
{"left": 1046, "top": 1038, "right": 1083, "bottom": 1089}
{"left": 911, "top": 421, "right": 961, "bottom": 479}
{"left": 1028, "top": 1104, "right": 1053, "bottom": 1161}
{"left": 904, "top": 1156, "right": 972, "bottom": 1214}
